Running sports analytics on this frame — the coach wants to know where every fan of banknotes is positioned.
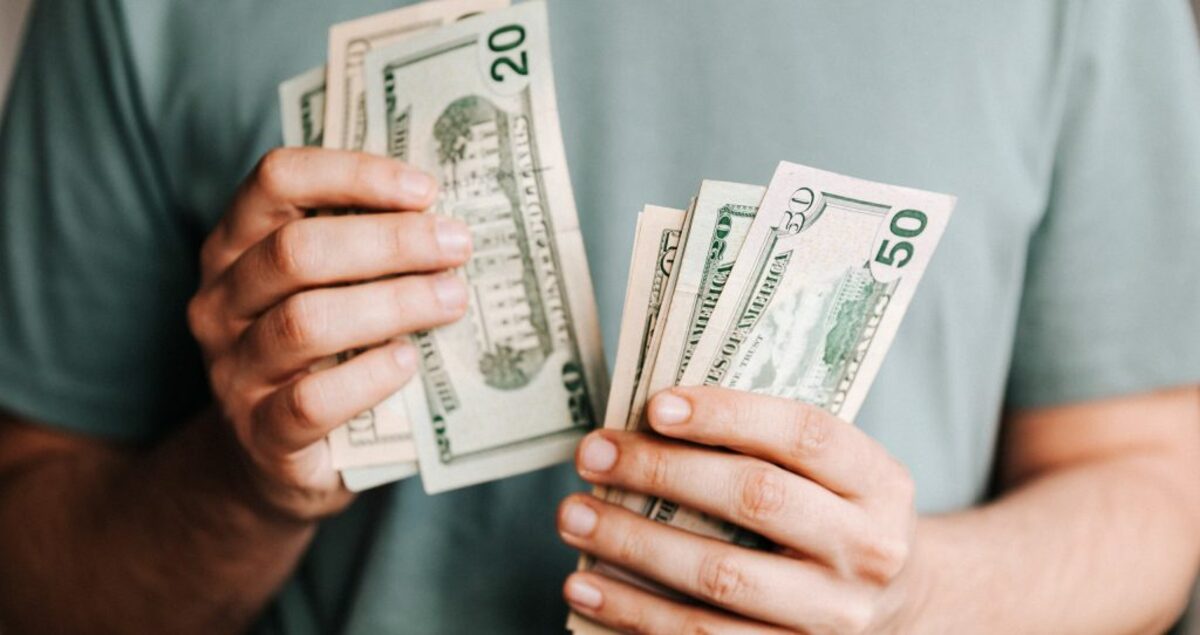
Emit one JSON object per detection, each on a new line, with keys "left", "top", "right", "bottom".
{"left": 277, "top": 0, "right": 957, "bottom": 502}
{"left": 566, "top": 166, "right": 955, "bottom": 634}
{"left": 279, "top": 0, "right": 607, "bottom": 494}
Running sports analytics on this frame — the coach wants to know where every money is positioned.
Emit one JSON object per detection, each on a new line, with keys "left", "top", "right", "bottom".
{"left": 639, "top": 181, "right": 764, "bottom": 425}
{"left": 565, "top": 205, "right": 686, "bottom": 634}
{"left": 319, "top": 0, "right": 509, "bottom": 474}
{"left": 323, "top": 0, "right": 508, "bottom": 152}
{"left": 362, "top": 1, "right": 607, "bottom": 493}
{"left": 279, "top": 65, "right": 419, "bottom": 488}
{"left": 279, "top": 65, "right": 326, "bottom": 148}
{"left": 682, "top": 162, "right": 955, "bottom": 412}
{"left": 601, "top": 206, "right": 687, "bottom": 432}
{"left": 569, "top": 164, "right": 954, "bottom": 632}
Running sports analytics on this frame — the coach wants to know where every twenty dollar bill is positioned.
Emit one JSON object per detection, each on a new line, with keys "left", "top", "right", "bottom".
{"left": 363, "top": 1, "right": 607, "bottom": 493}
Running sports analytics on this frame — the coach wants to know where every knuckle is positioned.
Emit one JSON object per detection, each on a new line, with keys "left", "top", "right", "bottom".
{"left": 678, "top": 615, "right": 717, "bottom": 635}
{"left": 256, "top": 148, "right": 293, "bottom": 196}
{"left": 283, "top": 378, "right": 325, "bottom": 430}
{"left": 274, "top": 294, "right": 325, "bottom": 349}
{"left": 268, "top": 222, "right": 319, "bottom": 278}
{"left": 695, "top": 552, "right": 751, "bottom": 606}
{"left": 852, "top": 533, "right": 910, "bottom": 584}
{"left": 825, "top": 599, "right": 874, "bottom": 635}
{"left": 208, "top": 356, "right": 237, "bottom": 397}
{"left": 734, "top": 464, "right": 787, "bottom": 524}
{"left": 615, "top": 525, "right": 647, "bottom": 564}
{"left": 187, "top": 293, "right": 216, "bottom": 344}
{"left": 390, "top": 214, "right": 436, "bottom": 265}
{"left": 350, "top": 153, "right": 390, "bottom": 199}
{"left": 637, "top": 445, "right": 672, "bottom": 492}
{"left": 789, "top": 404, "right": 830, "bottom": 459}
{"left": 611, "top": 604, "right": 652, "bottom": 635}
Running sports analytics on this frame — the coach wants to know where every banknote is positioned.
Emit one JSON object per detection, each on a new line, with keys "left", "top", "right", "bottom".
{"left": 362, "top": 1, "right": 607, "bottom": 493}
{"left": 566, "top": 205, "right": 685, "bottom": 635}
{"left": 615, "top": 197, "right": 696, "bottom": 435}
{"left": 638, "top": 181, "right": 764, "bottom": 424}
{"left": 602, "top": 206, "right": 687, "bottom": 431}
{"left": 279, "top": 65, "right": 418, "bottom": 487}
{"left": 324, "top": 0, "right": 509, "bottom": 152}
{"left": 681, "top": 162, "right": 955, "bottom": 413}
{"left": 319, "top": 0, "right": 509, "bottom": 472}
{"left": 279, "top": 65, "right": 326, "bottom": 147}
{"left": 662, "top": 162, "right": 955, "bottom": 546}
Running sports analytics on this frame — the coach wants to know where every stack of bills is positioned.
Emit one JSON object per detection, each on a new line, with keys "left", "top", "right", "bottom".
{"left": 279, "top": 0, "right": 607, "bottom": 494}
{"left": 568, "top": 165, "right": 955, "bottom": 632}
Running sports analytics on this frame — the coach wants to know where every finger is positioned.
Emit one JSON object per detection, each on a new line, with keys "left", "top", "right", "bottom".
{"left": 204, "top": 148, "right": 437, "bottom": 277}
{"left": 252, "top": 340, "right": 419, "bottom": 455}
{"left": 558, "top": 495, "right": 867, "bottom": 632}
{"left": 647, "top": 386, "right": 902, "bottom": 499}
{"left": 240, "top": 272, "right": 468, "bottom": 380}
{"left": 221, "top": 212, "right": 472, "bottom": 317}
{"left": 564, "top": 572, "right": 789, "bottom": 635}
{"left": 575, "top": 431, "right": 884, "bottom": 575}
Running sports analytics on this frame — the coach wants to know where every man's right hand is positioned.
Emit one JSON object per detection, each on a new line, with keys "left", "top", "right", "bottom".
{"left": 186, "top": 148, "right": 472, "bottom": 522}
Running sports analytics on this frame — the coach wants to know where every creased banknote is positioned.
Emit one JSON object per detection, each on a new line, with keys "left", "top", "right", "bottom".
{"left": 363, "top": 1, "right": 607, "bottom": 493}
{"left": 320, "top": 0, "right": 509, "bottom": 472}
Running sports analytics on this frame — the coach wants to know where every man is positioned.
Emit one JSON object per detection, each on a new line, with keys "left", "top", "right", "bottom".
{"left": 2, "top": 1, "right": 1200, "bottom": 633}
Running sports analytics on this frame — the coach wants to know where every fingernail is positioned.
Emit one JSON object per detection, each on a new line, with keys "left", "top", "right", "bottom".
{"left": 561, "top": 501, "right": 598, "bottom": 537}
{"left": 580, "top": 435, "right": 618, "bottom": 473}
{"left": 433, "top": 274, "right": 467, "bottom": 311}
{"left": 435, "top": 216, "right": 472, "bottom": 259}
{"left": 399, "top": 170, "right": 435, "bottom": 200}
{"left": 565, "top": 577, "right": 603, "bottom": 609}
{"left": 393, "top": 343, "right": 417, "bottom": 370}
{"left": 652, "top": 392, "right": 692, "bottom": 426}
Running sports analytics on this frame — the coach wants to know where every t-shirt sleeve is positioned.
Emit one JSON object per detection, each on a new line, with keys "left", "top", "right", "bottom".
{"left": 0, "top": 0, "right": 204, "bottom": 440}
{"left": 1006, "top": 0, "right": 1200, "bottom": 408}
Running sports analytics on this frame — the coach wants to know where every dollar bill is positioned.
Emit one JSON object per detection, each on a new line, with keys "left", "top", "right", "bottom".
{"left": 566, "top": 205, "right": 686, "bottom": 635}
{"left": 681, "top": 162, "right": 954, "bottom": 412}
{"left": 615, "top": 197, "right": 696, "bottom": 435}
{"left": 324, "top": 0, "right": 508, "bottom": 152}
{"left": 318, "top": 0, "right": 509, "bottom": 472}
{"left": 638, "top": 181, "right": 764, "bottom": 423}
{"left": 279, "top": 66, "right": 418, "bottom": 488}
{"left": 663, "top": 162, "right": 954, "bottom": 546}
{"left": 279, "top": 65, "right": 326, "bottom": 147}
{"left": 362, "top": 1, "right": 607, "bottom": 493}
{"left": 602, "top": 206, "right": 688, "bottom": 431}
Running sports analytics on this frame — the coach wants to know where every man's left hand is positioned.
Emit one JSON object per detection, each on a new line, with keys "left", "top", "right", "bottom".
{"left": 558, "top": 386, "right": 921, "bottom": 634}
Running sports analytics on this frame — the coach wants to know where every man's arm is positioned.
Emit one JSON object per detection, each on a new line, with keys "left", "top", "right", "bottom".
{"left": 0, "top": 412, "right": 314, "bottom": 634}
{"left": 558, "top": 385, "right": 1200, "bottom": 634}
{"left": 909, "top": 385, "right": 1200, "bottom": 634}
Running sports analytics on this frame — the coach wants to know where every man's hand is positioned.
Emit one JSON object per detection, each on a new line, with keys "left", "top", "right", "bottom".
{"left": 558, "top": 386, "right": 918, "bottom": 634}
{"left": 187, "top": 147, "right": 471, "bottom": 521}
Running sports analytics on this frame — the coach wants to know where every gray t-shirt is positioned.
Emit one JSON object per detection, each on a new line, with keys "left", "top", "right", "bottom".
{"left": 3, "top": 1, "right": 1200, "bottom": 632}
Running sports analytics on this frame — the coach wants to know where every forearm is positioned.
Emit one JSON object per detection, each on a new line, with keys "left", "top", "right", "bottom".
{"left": 904, "top": 454, "right": 1200, "bottom": 634}
{"left": 0, "top": 413, "right": 316, "bottom": 634}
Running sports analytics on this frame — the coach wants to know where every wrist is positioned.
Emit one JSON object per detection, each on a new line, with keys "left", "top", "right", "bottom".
{"left": 196, "top": 410, "right": 325, "bottom": 530}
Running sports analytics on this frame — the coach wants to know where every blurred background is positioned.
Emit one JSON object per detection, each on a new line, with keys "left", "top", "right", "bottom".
{"left": 0, "top": 0, "right": 1198, "bottom": 632}
{"left": 0, "top": 0, "right": 30, "bottom": 110}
